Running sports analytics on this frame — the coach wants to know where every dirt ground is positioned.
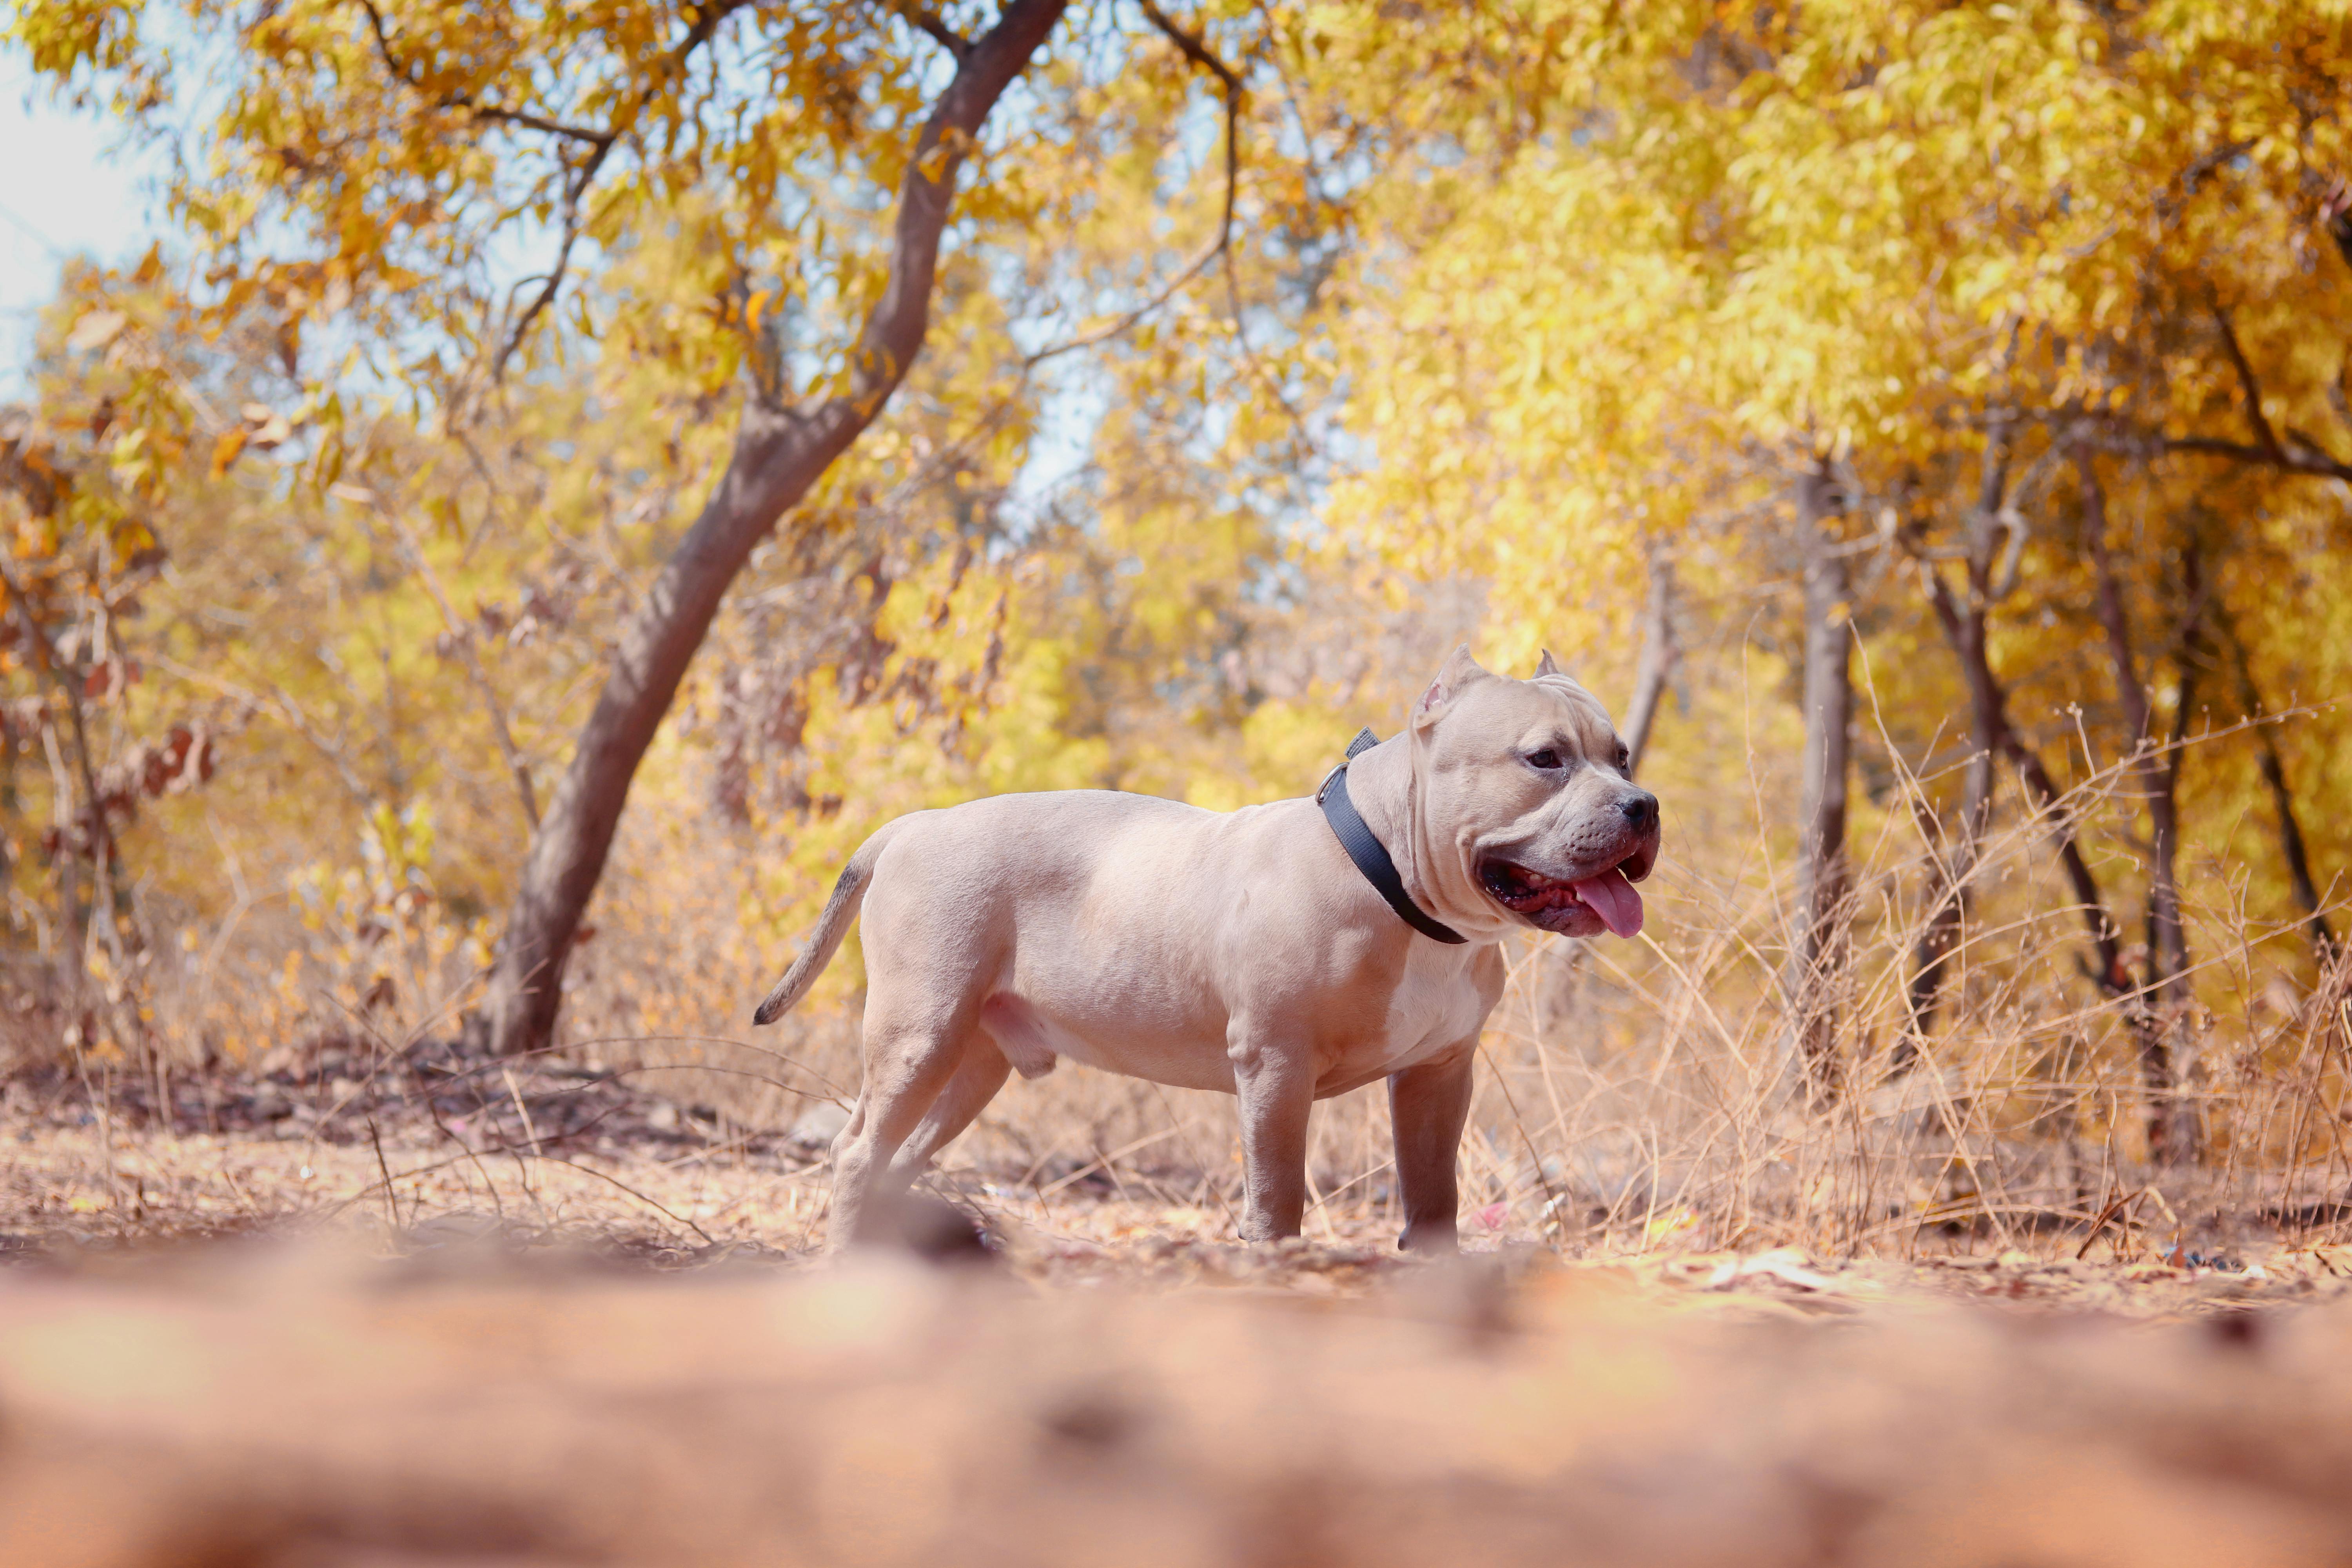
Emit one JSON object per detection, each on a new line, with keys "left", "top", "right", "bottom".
{"left": 6, "top": 1045, "right": 2350, "bottom": 1316}
{"left": 11, "top": 1053, "right": 2352, "bottom": 1567}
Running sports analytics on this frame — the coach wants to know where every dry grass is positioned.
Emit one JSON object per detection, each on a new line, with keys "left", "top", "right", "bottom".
{"left": 7, "top": 630, "right": 2348, "bottom": 1276}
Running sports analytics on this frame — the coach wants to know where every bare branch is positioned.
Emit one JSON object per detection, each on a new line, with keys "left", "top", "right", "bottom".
{"left": 2074, "top": 444, "right": 2153, "bottom": 744}
{"left": 466, "top": 103, "right": 616, "bottom": 146}
{"left": 1913, "top": 520, "right": 2133, "bottom": 1002}
{"left": 353, "top": 0, "right": 410, "bottom": 83}
{"left": 2001, "top": 408, "right": 2352, "bottom": 482}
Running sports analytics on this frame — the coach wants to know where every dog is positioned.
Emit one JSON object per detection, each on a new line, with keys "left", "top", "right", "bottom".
{"left": 753, "top": 645, "right": 1662, "bottom": 1252}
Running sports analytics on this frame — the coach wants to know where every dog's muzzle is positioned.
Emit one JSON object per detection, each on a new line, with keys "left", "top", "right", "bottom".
{"left": 1479, "top": 793, "right": 1661, "bottom": 938}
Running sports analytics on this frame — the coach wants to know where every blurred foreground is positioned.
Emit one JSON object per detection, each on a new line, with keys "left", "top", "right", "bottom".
{"left": 8, "top": 1229, "right": 2352, "bottom": 1568}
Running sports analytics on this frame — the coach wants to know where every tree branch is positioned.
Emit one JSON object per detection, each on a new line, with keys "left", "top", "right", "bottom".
{"left": 2211, "top": 597, "right": 2339, "bottom": 963}
{"left": 2005, "top": 409, "right": 2352, "bottom": 483}
{"left": 2323, "top": 176, "right": 2352, "bottom": 273}
{"left": 1137, "top": 0, "right": 1241, "bottom": 92}
{"left": 355, "top": 0, "right": 617, "bottom": 144}
{"left": 2076, "top": 444, "right": 2154, "bottom": 744}
{"left": 348, "top": 0, "right": 757, "bottom": 386}
{"left": 848, "top": 0, "right": 1073, "bottom": 405}
{"left": 2211, "top": 300, "right": 2285, "bottom": 466}
{"left": 903, "top": 6, "right": 973, "bottom": 60}
{"left": 2158, "top": 433, "right": 2352, "bottom": 482}
{"left": 1023, "top": 0, "right": 1243, "bottom": 367}
{"left": 1911, "top": 530, "right": 2132, "bottom": 999}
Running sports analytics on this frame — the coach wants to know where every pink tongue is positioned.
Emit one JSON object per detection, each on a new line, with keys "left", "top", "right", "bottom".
{"left": 1572, "top": 869, "right": 1644, "bottom": 938}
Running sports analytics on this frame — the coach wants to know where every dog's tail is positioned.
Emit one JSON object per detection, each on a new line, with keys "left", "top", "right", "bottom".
{"left": 751, "top": 819, "right": 907, "bottom": 1026}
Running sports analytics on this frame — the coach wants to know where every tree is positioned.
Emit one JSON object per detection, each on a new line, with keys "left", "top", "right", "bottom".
{"left": 0, "top": 261, "right": 233, "bottom": 1042}
{"left": 1791, "top": 457, "right": 1851, "bottom": 1102}
{"left": 10, "top": 0, "right": 1338, "bottom": 1053}
{"left": 1310, "top": 0, "right": 2352, "bottom": 1154}
{"left": 477, "top": 0, "right": 1069, "bottom": 1054}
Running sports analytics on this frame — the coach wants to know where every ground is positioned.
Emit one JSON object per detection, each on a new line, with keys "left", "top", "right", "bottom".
{"left": 5, "top": 1042, "right": 2350, "bottom": 1314}
{"left": 11, "top": 1048, "right": 2352, "bottom": 1567}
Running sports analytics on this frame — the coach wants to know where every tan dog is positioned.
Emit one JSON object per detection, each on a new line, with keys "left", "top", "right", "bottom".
{"left": 753, "top": 646, "right": 1662, "bottom": 1251}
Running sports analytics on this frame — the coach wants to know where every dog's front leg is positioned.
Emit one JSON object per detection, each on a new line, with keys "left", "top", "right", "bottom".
{"left": 1227, "top": 1021, "right": 1315, "bottom": 1243}
{"left": 1388, "top": 1041, "right": 1475, "bottom": 1254}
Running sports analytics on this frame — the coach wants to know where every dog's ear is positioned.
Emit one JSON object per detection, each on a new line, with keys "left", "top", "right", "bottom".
{"left": 1413, "top": 644, "right": 1490, "bottom": 729}
{"left": 1533, "top": 648, "right": 1563, "bottom": 679}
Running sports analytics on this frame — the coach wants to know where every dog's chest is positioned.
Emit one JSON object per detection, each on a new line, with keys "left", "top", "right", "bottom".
{"left": 1360, "top": 942, "right": 1492, "bottom": 1069}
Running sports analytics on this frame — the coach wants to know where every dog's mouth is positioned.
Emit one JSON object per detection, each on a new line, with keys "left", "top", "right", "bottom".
{"left": 1477, "top": 857, "right": 1646, "bottom": 938}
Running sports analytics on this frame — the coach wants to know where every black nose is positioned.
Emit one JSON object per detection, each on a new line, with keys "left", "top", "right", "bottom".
{"left": 1621, "top": 791, "right": 1659, "bottom": 831}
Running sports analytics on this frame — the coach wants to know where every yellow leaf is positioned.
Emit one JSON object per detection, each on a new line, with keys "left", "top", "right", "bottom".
{"left": 209, "top": 428, "right": 248, "bottom": 477}
{"left": 66, "top": 310, "right": 127, "bottom": 352}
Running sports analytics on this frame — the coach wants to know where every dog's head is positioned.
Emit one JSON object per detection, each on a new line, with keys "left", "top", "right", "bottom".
{"left": 1410, "top": 645, "right": 1661, "bottom": 939}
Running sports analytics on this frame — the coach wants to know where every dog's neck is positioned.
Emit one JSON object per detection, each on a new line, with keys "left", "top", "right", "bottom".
{"left": 1345, "top": 734, "right": 1506, "bottom": 943}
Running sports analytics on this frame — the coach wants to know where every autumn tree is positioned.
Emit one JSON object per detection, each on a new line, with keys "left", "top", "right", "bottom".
{"left": 1316, "top": 0, "right": 2352, "bottom": 1145}
{"left": 10, "top": 0, "right": 1334, "bottom": 1053}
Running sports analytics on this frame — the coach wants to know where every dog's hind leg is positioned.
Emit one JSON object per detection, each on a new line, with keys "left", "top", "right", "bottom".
{"left": 886, "top": 1034, "right": 1011, "bottom": 1185}
{"left": 827, "top": 1000, "right": 980, "bottom": 1250}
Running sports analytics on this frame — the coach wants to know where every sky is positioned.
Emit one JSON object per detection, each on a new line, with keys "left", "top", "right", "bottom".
{"left": 0, "top": 55, "right": 163, "bottom": 392}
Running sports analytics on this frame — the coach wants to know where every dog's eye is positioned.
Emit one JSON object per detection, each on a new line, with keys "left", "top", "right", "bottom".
{"left": 1615, "top": 744, "right": 1631, "bottom": 770}
{"left": 1525, "top": 748, "right": 1563, "bottom": 771}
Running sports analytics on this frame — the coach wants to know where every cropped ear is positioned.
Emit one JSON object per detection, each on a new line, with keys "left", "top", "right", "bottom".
{"left": 1533, "top": 648, "right": 1563, "bottom": 679}
{"left": 1412, "top": 644, "right": 1490, "bottom": 730}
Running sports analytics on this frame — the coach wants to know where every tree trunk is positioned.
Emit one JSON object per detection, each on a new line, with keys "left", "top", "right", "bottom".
{"left": 2212, "top": 600, "right": 2338, "bottom": 964}
{"left": 2146, "top": 642, "right": 2201, "bottom": 1163}
{"left": 1620, "top": 544, "right": 1677, "bottom": 775}
{"left": 2075, "top": 446, "right": 2198, "bottom": 1165}
{"left": 2145, "top": 547, "right": 2205, "bottom": 1145}
{"left": 1793, "top": 459, "right": 1851, "bottom": 1104}
{"left": 482, "top": 0, "right": 1071, "bottom": 1056}
{"left": 1902, "top": 432, "right": 2011, "bottom": 1056}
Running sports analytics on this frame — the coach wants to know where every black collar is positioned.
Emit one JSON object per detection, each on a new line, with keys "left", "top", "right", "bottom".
{"left": 1316, "top": 728, "right": 1467, "bottom": 944}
